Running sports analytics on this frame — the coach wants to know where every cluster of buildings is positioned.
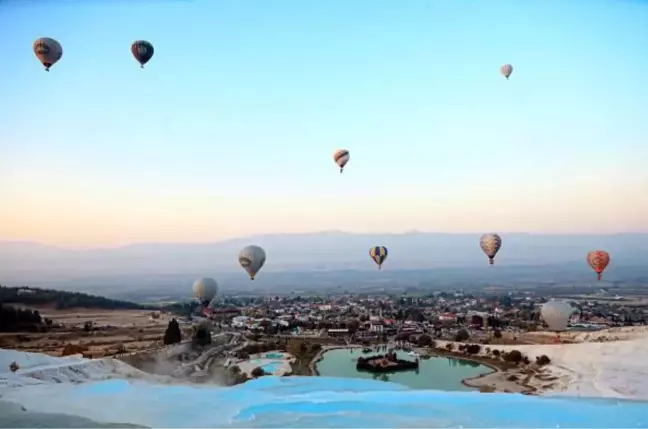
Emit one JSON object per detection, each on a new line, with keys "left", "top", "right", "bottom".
{"left": 191, "top": 289, "right": 647, "bottom": 339}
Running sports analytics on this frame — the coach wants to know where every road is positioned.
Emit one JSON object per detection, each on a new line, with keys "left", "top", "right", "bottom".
{"left": 170, "top": 332, "right": 242, "bottom": 378}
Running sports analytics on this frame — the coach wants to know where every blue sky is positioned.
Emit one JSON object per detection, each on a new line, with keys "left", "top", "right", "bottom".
{"left": 0, "top": 0, "right": 647, "bottom": 246}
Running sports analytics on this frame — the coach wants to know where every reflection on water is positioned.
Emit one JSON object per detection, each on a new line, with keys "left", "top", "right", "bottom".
{"left": 372, "top": 373, "right": 391, "bottom": 382}
{"left": 448, "top": 357, "right": 482, "bottom": 368}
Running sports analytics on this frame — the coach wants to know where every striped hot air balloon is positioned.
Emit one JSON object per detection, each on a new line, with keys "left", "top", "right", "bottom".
{"left": 369, "top": 246, "right": 388, "bottom": 269}
{"left": 479, "top": 233, "right": 502, "bottom": 265}
{"left": 587, "top": 250, "right": 610, "bottom": 281}
{"left": 333, "top": 149, "right": 350, "bottom": 173}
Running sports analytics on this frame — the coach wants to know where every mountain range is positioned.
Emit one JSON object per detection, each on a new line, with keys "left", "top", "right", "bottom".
{"left": 1, "top": 232, "right": 647, "bottom": 297}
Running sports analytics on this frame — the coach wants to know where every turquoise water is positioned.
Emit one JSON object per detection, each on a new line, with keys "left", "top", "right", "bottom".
{"left": 261, "top": 363, "right": 281, "bottom": 374}
{"left": 4, "top": 376, "right": 648, "bottom": 428}
{"left": 317, "top": 348, "right": 491, "bottom": 390}
{"left": 248, "top": 359, "right": 284, "bottom": 374}
{"left": 264, "top": 353, "right": 284, "bottom": 359}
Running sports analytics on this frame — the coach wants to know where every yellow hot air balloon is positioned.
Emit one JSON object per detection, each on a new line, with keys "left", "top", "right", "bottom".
{"left": 369, "top": 246, "right": 388, "bottom": 269}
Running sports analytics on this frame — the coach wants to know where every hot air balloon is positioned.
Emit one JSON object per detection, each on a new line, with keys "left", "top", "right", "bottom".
{"left": 369, "top": 246, "right": 388, "bottom": 269}
{"left": 479, "top": 233, "right": 502, "bottom": 265}
{"left": 333, "top": 149, "right": 350, "bottom": 173}
{"left": 540, "top": 300, "right": 574, "bottom": 332}
{"left": 500, "top": 64, "right": 513, "bottom": 80}
{"left": 239, "top": 245, "right": 266, "bottom": 280}
{"left": 587, "top": 250, "right": 610, "bottom": 281}
{"left": 33, "top": 38, "right": 63, "bottom": 72}
{"left": 192, "top": 277, "right": 218, "bottom": 307}
{"left": 131, "top": 40, "right": 154, "bottom": 68}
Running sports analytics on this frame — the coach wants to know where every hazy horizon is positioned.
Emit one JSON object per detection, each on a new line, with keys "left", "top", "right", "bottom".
{"left": 1, "top": 0, "right": 647, "bottom": 247}
{"left": 1, "top": 232, "right": 647, "bottom": 298}
{"left": 2, "top": 230, "right": 648, "bottom": 250}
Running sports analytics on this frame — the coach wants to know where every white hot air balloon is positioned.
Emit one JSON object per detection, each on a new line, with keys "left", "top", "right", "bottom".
{"left": 33, "top": 37, "right": 63, "bottom": 72}
{"left": 540, "top": 300, "right": 574, "bottom": 332}
{"left": 238, "top": 245, "right": 267, "bottom": 280}
{"left": 192, "top": 277, "right": 218, "bottom": 306}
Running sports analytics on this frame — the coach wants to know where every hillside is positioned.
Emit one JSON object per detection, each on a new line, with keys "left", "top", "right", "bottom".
{"left": 0, "top": 286, "right": 150, "bottom": 310}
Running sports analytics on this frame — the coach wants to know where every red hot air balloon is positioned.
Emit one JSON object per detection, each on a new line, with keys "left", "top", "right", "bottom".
{"left": 131, "top": 40, "right": 154, "bottom": 68}
{"left": 586, "top": 250, "right": 610, "bottom": 281}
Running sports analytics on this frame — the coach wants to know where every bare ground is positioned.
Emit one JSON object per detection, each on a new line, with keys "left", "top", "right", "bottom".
{"left": 0, "top": 307, "right": 189, "bottom": 358}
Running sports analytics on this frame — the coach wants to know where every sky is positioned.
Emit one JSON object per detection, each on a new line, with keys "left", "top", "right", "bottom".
{"left": 0, "top": 0, "right": 647, "bottom": 247}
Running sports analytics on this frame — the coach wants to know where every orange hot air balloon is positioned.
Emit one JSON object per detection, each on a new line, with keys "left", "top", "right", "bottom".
{"left": 586, "top": 250, "right": 610, "bottom": 281}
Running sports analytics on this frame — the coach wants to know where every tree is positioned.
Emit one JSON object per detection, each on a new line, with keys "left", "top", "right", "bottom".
{"left": 417, "top": 334, "right": 433, "bottom": 347}
{"left": 0, "top": 303, "right": 46, "bottom": 332}
{"left": 503, "top": 349, "right": 523, "bottom": 363}
{"left": 0, "top": 285, "right": 150, "bottom": 311}
{"left": 192, "top": 324, "right": 212, "bottom": 347}
{"left": 251, "top": 366, "right": 266, "bottom": 378}
{"left": 493, "top": 330, "right": 503, "bottom": 339}
{"left": 163, "top": 318, "right": 182, "bottom": 345}
{"left": 454, "top": 329, "right": 470, "bottom": 342}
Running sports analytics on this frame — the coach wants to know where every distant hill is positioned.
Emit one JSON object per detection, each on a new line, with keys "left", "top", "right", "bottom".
{"left": 0, "top": 286, "right": 150, "bottom": 310}
{"left": 1, "top": 232, "right": 647, "bottom": 295}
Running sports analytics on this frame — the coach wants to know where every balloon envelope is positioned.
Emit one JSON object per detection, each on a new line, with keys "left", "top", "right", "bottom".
{"left": 131, "top": 40, "right": 154, "bottom": 67}
{"left": 479, "top": 233, "right": 502, "bottom": 264}
{"left": 333, "top": 149, "right": 350, "bottom": 173}
{"left": 192, "top": 277, "right": 218, "bottom": 305}
{"left": 586, "top": 250, "right": 610, "bottom": 281}
{"left": 239, "top": 245, "right": 266, "bottom": 280}
{"left": 369, "top": 246, "right": 388, "bottom": 269}
{"left": 501, "top": 64, "right": 513, "bottom": 79}
{"left": 541, "top": 300, "right": 573, "bottom": 332}
{"left": 33, "top": 37, "right": 63, "bottom": 71}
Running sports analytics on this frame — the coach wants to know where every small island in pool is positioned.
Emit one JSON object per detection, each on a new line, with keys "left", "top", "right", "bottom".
{"left": 356, "top": 351, "right": 419, "bottom": 373}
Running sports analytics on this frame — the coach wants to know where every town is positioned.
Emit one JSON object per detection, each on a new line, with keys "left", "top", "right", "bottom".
{"left": 194, "top": 288, "right": 648, "bottom": 344}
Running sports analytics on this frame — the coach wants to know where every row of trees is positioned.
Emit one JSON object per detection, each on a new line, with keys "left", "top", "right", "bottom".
{"left": 162, "top": 318, "right": 212, "bottom": 348}
{"left": 0, "top": 302, "right": 51, "bottom": 332}
{"left": 0, "top": 286, "right": 152, "bottom": 310}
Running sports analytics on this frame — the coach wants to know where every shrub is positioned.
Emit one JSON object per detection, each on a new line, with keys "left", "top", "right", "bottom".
{"left": 445, "top": 343, "right": 454, "bottom": 351}
{"left": 493, "top": 330, "right": 503, "bottom": 339}
{"left": 192, "top": 324, "right": 212, "bottom": 347}
{"left": 536, "top": 355, "right": 551, "bottom": 366}
{"left": 417, "top": 334, "right": 433, "bottom": 347}
{"left": 492, "top": 349, "right": 501, "bottom": 357}
{"left": 251, "top": 366, "right": 266, "bottom": 378}
{"left": 455, "top": 329, "right": 470, "bottom": 342}
{"left": 522, "top": 356, "right": 530, "bottom": 365}
{"left": 485, "top": 347, "right": 491, "bottom": 354}
{"left": 504, "top": 349, "right": 523, "bottom": 363}
{"left": 466, "top": 344, "right": 481, "bottom": 355}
